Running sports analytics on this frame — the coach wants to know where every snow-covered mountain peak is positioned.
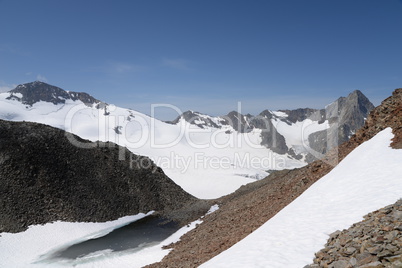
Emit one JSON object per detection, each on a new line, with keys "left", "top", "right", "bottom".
{"left": 7, "top": 81, "right": 102, "bottom": 106}
{"left": 170, "top": 110, "right": 229, "bottom": 129}
{"left": 258, "top": 109, "right": 274, "bottom": 119}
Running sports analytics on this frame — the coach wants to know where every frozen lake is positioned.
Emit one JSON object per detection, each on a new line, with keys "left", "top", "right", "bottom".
{"left": 47, "top": 215, "right": 180, "bottom": 261}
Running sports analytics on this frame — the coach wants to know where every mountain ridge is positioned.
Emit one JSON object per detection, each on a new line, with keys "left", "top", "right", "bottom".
{"left": 172, "top": 89, "right": 374, "bottom": 159}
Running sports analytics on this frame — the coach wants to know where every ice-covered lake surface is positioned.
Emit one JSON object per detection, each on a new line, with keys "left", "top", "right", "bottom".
{"left": 0, "top": 205, "right": 219, "bottom": 268}
{"left": 45, "top": 215, "right": 179, "bottom": 261}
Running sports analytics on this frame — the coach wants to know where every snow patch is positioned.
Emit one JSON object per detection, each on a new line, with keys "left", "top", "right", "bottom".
{"left": 271, "top": 111, "right": 288, "bottom": 118}
{"left": 10, "top": 92, "right": 23, "bottom": 98}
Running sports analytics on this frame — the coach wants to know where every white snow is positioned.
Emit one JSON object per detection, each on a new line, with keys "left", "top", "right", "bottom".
{"left": 0, "top": 93, "right": 305, "bottom": 199}
{"left": 0, "top": 205, "right": 219, "bottom": 268}
{"left": 272, "top": 118, "right": 329, "bottom": 154}
{"left": 10, "top": 92, "right": 23, "bottom": 98}
{"left": 271, "top": 110, "right": 288, "bottom": 118}
{"left": 202, "top": 128, "right": 402, "bottom": 268}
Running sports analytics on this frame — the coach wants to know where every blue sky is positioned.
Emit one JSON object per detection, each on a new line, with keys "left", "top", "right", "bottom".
{"left": 1, "top": 0, "right": 401, "bottom": 120}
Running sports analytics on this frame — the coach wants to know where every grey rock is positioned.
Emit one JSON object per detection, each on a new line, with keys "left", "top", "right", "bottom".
{"left": 358, "top": 261, "right": 384, "bottom": 268}
{"left": 308, "top": 90, "right": 375, "bottom": 162}
{"left": 330, "top": 259, "right": 350, "bottom": 268}
{"left": 306, "top": 199, "right": 402, "bottom": 268}
{"left": 250, "top": 110, "right": 288, "bottom": 154}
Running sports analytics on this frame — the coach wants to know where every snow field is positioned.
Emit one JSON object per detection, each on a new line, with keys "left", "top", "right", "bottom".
{"left": 0, "top": 93, "right": 305, "bottom": 198}
{"left": 202, "top": 128, "right": 402, "bottom": 267}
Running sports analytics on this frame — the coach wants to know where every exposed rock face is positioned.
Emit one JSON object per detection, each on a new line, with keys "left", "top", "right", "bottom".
{"left": 171, "top": 90, "right": 374, "bottom": 160}
{"left": 6, "top": 81, "right": 101, "bottom": 106}
{"left": 0, "top": 120, "right": 197, "bottom": 233}
{"left": 224, "top": 111, "right": 253, "bottom": 133}
{"left": 147, "top": 88, "right": 401, "bottom": 267}
{"left": 250, "top": 110, "right": 289, "bottom": 154}
{"left": 280, "top": 108, "right": 326, "bottom": 124}
{"left": 336, "top": 90, "right": 374, "bottom": 138}
{"left": 304, "top": 199, "right": 402, "bottom": 268}
{"left": 308, "top": 90, "right": 375, "bottom": 161}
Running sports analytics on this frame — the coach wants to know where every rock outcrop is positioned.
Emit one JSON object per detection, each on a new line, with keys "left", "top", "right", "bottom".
{"left": 305, "top": 199, "right": 402, "bottom": 268}
{"left": 0, "top": 120, "right": 199, "bottom": 233}
{"left": 249, "top": 110, "right": 289, "bottom": 154}
{"left": 308, "top": 90, "right": 375, "bottom": 161}
{"left": 279, "top": 107, "right": 326, "bottom": 124}
{"left": 224, "top": 110, "right": 253, "bottom": 133}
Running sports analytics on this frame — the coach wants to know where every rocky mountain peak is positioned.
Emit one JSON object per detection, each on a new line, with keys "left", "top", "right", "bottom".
{"left": 7, "top": 81, "right": 101, "bottom": 106}
{"left": 349, "top": 89, "right": 374, "bottom": 115}
{"left": 224, "top": 111, "right": 253, "bottom": 133}
{"left": 169, "top": 110, "right": 227, "bottom": 129}
{"left": 258, "top": 109, "right": 274, "bottom": 119}
{"left": 307, "top": 90, "right": 375, "bottom": 161}
{"left": 349, "top": 89, "right": 368, "bottom": 100}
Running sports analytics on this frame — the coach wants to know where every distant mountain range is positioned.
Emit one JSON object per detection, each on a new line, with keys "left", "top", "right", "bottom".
{"left": 169, "top": 89, "right": 374, "bottom": 160}
{"left": 0, "top": 81, "right": 374, "bottom": 198}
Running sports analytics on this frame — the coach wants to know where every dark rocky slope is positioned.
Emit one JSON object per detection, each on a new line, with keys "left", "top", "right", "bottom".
{"left": 305, "top": 199, "right": 402, "bottom": 268}
{"left": 147, "top": 88, "right": 401, "bottom": 267}
{"left": 0, "top": 120, "right": 204, "bottom": 233}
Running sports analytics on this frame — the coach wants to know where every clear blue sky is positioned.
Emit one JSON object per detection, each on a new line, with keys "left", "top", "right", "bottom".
{"left": 1, "top": 0, "right": 401, "bottom": 120}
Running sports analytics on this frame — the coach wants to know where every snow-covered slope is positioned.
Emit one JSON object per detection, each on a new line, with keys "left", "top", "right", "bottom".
{"left": 201, "top": 128, "right": 402, "bottom": 267}
{"left": 0, "top": 83, "right": 304, "bottom": 199}
{"left": 0, "top": 82, "right": 374, "bottom": 198}
{"left": 270, "top": 111, "right": 330, "bottom": 157}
